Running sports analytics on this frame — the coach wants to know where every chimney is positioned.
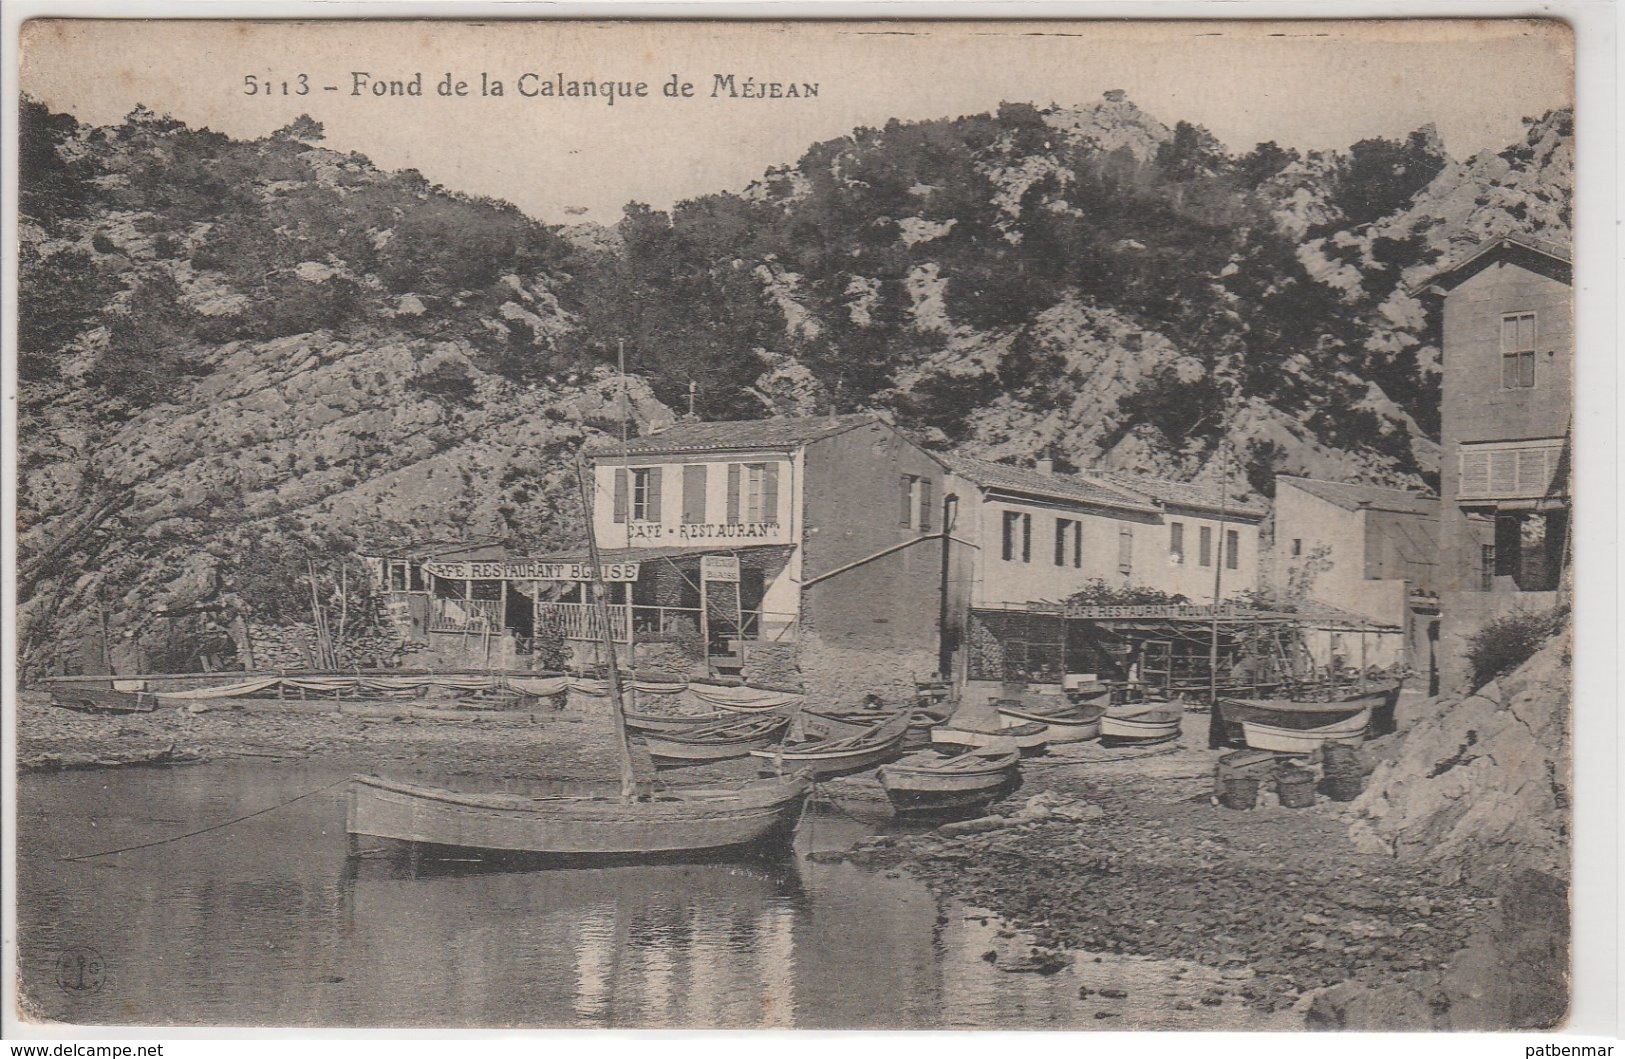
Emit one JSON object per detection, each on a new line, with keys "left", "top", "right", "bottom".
{"left": 1036, "top": 458, "right": 1055, "bottom": 476}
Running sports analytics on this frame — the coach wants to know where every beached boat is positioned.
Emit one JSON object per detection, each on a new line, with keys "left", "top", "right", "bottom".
{"left": 1215, "top": 681, "right": 1397, "bottom": 744}
{"left": 933, "top": 720, "right": 1050, "bottom": 754}
{"left": 1098, "top": 703, "right": 1182, "bottom": 745}
{"left": 621, "top": 706, "right": 736, "bottom": 734}
{"left": 49, "top": 686, "right": 158, "bottom": 714}
{"left": 346, "top": 772, "right": 813, "bottom": 860}
{"left": 994, "top": 700, "right": 1104, "bottom": 743}
{"left": 803, "top": 705, "right": 947, "bottom": 749}
{"left": 639, "top": 713, "right": 792, "bottom": 767}
{"left": 750, "top": 710, "right": 912, "bottom": 778}
{"left": 878, "top": 744, "right": 1021, "bottom": 814}
{"left": 1239, "top": 708, "right": 1372, "bottom": 754}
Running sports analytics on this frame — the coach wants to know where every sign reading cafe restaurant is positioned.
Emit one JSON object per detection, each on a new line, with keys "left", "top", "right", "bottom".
{"left": 422, "top": 559, "right": 641, "bottom": 583}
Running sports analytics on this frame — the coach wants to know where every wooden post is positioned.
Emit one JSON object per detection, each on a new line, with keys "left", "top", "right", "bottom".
{"left": 1208, "top": 440, "right": 1231, "bottom": 708}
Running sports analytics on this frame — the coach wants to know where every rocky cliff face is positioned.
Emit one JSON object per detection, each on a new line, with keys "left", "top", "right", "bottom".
{"left": 17, "top": 93, "right": 1574, "bottom": 674}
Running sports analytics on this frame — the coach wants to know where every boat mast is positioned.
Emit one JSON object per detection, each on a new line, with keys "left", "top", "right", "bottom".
{"left": 577, "top": 454, "right": 638, "bottom": 802}
{"left": 1208, "top": 437, "right": 1230, "bottom": 709}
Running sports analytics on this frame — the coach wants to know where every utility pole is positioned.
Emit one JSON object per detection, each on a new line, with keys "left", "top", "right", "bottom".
{"left": 1208, "top": 437, "right": 1231, "bottom": 709}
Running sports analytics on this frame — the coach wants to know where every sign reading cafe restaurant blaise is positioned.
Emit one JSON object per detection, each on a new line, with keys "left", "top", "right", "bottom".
{"left": 422, "top": 559, "right": 641, "bottom": 582}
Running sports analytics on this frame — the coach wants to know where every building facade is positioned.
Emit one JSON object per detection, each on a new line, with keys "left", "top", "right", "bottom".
{"left": 585, "top": 414, "right": 951, "bottom": 704}
{"left": 1415, "top": 236, "right": 1572, "bottom": 691}
{"left": 1272, "top": 475, "right": 1440, "bottom": 685}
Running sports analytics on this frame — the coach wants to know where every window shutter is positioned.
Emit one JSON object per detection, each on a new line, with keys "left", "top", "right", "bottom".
{"left": 1022, "top": 514, "right": 1032, "bottom": 563}
{"left": 1460, "top": 450, "right": 1490, "bottom": 499}
{"left": 613, "top": 468, "right": 628, "bottom": 523}
{"left": 1226, "top": 529, "right": 1239, "bottom": 570}
{"left": 919, "top": 477, "right": 933, "bottom": 532}
{"left": 1055, "top": 520, "right": 1067, "bottom": 566}
{"left": 1002, "top": 512, "right": 1016, "bottom": 561}
{"left": 1199, "top": 526, "right": 1213, "bottom": 566}
{"left": 1073, "top": 523, "right": 1083, "bottom": 568}
{"left": 900, "top": 476, "right": 914, "bottom": 527}
{"left": 726, "top": 464, "right": 741, "bottom": 524}
{"left": 1118, "top": 527, "right": 1133, "bottom": 575}
{"left": 646, "top": 468, "right": 663, "bottom": 522}
{"left": 762, "top": 463, "right": 780, "bottom": 524}
{"left": 1170, "top": 522, "right": 1184, "bottom": 561}
{"left": 1521, "top": 350, "right": 1535, "bottom": 388}
{"left": 682, "top": 464, "right": 707, "bottom": 525}
{"left": 1489, "top": 450, "right": 1518, "bottom": 496}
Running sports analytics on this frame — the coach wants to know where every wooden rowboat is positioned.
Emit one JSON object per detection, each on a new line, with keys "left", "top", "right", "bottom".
{"left": 878, "top": 745, "right": 1021, "bottom": 814}
{"left": 995, "top": 701, "right": 1104, "bottom": 743}
{"left": 622, "top": 707, "right": 736, "bottom": 734}
{"left": 933, "top": 721, "right": 1050, "bottom": 754}
{"left": 803, "top": 705, "right": 947, "bottom": 749}
{"left": 750, "top": 710, "right": 912, "bottom": 778}
{"left": 346, "top": 772, "right": 812, "bottom": 860}
{"left": 48, "top": 686, "right": 158, "bottom": 714}
{"left": 639, "top": 714, "right": 792, "bottom": 767}
{"left": 1099, "top": 704, "right": 1182, "bottom": 745}
{"left": 1240, "top": 708, "right": 1372, "bottom": 754}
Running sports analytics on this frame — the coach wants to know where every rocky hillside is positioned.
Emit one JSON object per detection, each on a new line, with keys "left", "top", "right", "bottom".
{"left": 16, "top": 93, "right": 1573, "bottom": 674}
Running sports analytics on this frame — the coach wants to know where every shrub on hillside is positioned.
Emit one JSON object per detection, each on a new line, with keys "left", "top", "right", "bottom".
{"left": 1465, "top": 606, "right": 1568, "bottom": 690}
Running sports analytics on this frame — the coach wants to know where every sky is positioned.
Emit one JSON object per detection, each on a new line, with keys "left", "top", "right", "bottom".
{"left": 19, "top": 18, "right": 1574, "bottom": 224}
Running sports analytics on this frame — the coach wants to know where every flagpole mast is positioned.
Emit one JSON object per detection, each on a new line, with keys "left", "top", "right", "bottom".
{"left": 577, "top": 454, "right": 638, "bottom": 802}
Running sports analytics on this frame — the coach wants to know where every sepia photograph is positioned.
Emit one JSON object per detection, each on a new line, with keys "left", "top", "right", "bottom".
{"left": 3, "top": 13, "right": 1596, "bottom": 1036}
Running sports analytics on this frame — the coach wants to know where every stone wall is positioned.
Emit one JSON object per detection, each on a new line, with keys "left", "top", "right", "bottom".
{"left": 796, "top": 633, "right": 935, "bottom": 709}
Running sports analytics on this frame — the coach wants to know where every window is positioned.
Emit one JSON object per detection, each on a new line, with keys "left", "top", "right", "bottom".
{"left": 726, "top": 463, "right": 779, "bottom": 525}
{"left": 1002, "top": 510, "right": 1031, "bottom": 563}
{"left": 1055, "top": 518, "right": 1082, "bottom": 568}
{"left": 1501, "top": 312, "right": 1536, "bottom": 389}
{"left": 1118, "top": 527, "right": 1133, "bottom": 576}
{"left": 613, "top": 466, "right": 662, "bottom": 523}
{"left": 681, "top": 464, "right": 708, "bottom": 525}
{"left": 1199, "top": 525, "right": 1213, "bottom": 567}
{"left": 1169, "top": 521, "right": 1185, "bottom": 565}
{"left": 1291, "top": 538, "right": 1303, "bottom": 557}
{"left": 1226, "top": 529, "right": 1239, "bottom": 571}
{"left": 899, "top": 475, "right": 935, "bottom": 531}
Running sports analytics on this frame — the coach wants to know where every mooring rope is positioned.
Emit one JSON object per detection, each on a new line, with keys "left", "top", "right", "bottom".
{"left": 61, "top": 777, "right": 351, "bottom": 862}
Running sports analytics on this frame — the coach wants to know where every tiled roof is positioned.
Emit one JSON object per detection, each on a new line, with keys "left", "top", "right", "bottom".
{"left": 944, "top": 454, "right": 1160, "bottom": 514}
{"left": 587, "top": 413, "right": 882, "bottom": 457}
{"left": 1277, "top": 475, "right": 1438, "bottom": 516}
{"left": 1086, "top": 469, "right": 1269, "bottom": 520}
{"left": 371, "top": 537, "right": 508, "bottom": 560}
{"left": 1409, "top": 234, "right": 1572, "bottom": 294}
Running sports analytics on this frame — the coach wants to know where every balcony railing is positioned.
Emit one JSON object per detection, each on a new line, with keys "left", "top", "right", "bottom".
{"left": 428, "top": 597, "right": 503, "bottom": 633}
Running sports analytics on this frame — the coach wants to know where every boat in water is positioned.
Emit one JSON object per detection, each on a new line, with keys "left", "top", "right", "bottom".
{"left": 994, "top": 700, "right": 1104, "bottom": 743}
{"left": 1098, "top": 703, "right": 1182, "bottom": 745}
{"left": 345, "top": 772, "right": 813, "bottom": 861}
{"left": 933, "top": 720, "right": 1050, "bottom": 754}
{"left": 750, "top": 710, "right": 912, "bottom": 778}
{"left": 1239, "top": 707, "right": 1372, "bottom": 753}
{"left": 639, "top": 713, "right": 792, "bottom": 768}
{"left": 877, "top": 744, "right": 1021, "bottom": 815}
{"left": 344, "top": 458, "right": 814, "bottom": 863}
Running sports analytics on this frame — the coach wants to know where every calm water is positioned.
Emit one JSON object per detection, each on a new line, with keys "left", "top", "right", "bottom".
{"left": 16, "top": 762, "right": 1294, "bottom": 1029}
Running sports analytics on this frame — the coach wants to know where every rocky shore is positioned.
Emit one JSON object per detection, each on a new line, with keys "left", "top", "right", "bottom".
{"left": 17, "top": 650, "right": 1568, "bottom": 1030}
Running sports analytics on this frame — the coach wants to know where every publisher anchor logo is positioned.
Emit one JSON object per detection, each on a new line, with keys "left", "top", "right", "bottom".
{"left": 55, "top": 946, "right": 106, "bottom": 995}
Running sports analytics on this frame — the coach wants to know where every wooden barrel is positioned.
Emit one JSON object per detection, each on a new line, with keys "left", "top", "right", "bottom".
{"left": 1277, "top": 767, "right": 1316, "bottom": 809}
{"left": 1221, "top": 775, "right": 1259, "bottom": 810}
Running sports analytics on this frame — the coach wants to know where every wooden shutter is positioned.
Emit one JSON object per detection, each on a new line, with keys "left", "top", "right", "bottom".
{"left": 646, "top": 468, "right": 663, "bottom": 522}
{"left": 613, "top": 468, "right": 628, "bottom": 523}
{"left": 682, "top": 464, "right": 708, "bottom": 525}
{"left": 726, "top": 464, "right": 741, "bottom": 524}
{"left": 899, "top": 476, "right": 914, "bottom": 527}
{"left": 1226, "top": 529, "right": 1239, "bottom": 570}
{"left": 1460, "top": 450, "right": 1490, "bottom": 499}
{"left": 1489, "top": 450, "right": 1518, "bottom": 496}
{"left": 1520, "top": 350, "right": 1535, "bottom": 388}
{"left": 1002, "top": 512, "right": 1016, "bottom": 561}
{"left": 1054, "top": 519, "right": 1067, "bottom": 566}
{"left": 1199, "top": 526, "right": 1212, "bottom": 566}
{"left": 919, "top": 477, "right": 933, "bottom": 532}
{"left": 1118, "top": 527, "right": 1133, "bottom": 575}
{"left": 1022, "top": 513, "right": 1032, "bottom": 563}
{"left": 1073, "top": 522, "right": 1083, "bottom": 568}
{"left": 1170, "top": 522, "right": 1184, "bottom": 561}
{"left": 762, "top": 463, "right": 780, "bottom": 524}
